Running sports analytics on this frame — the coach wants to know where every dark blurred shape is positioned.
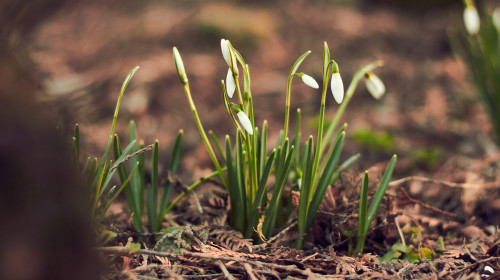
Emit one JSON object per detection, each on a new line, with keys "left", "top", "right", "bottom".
{"left": 0, "top": 1, "right": 100, "bottom": 279}
{"left": 361, "top": 0, "right": 459, "bottom": 11}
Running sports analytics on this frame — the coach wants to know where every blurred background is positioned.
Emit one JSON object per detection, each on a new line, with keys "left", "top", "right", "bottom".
{"left": 23, "top": 0, "right": 497, "bottom": 181}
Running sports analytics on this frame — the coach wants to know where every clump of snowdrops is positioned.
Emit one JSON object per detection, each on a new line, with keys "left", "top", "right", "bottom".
{"left": 173, "top": 40, "right": 396, "bottom": 249}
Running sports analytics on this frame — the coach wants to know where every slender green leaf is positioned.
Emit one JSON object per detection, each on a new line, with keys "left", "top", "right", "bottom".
{"left": 159, "top": 130, "right": 184, "bottom": 215}
{"left": 97, "top": 161, "right": 139, "bottom": 225}
{"left": 323, "top": 41, "right": 331, "bottom": 82}
{"left": 113, "top": 135, "right": 137, "bottom": 218}
{"left": 365, "top": 154, "right": 397, "bottom": 233}
{"left": 291, "top": 50, "right": 311, "bottom": 77}
{"left": 356, "top": 171, "right": 369, "bottom": 252}
{"left": 263, "top": 144, "right": 294, "bottom": 238}
{"left": 330, "top": 153, "right": 360, "bottom": 185}
{"left": 148, "top": 140, "right": 159, "bottom": 232}
{"left": 305, "top": 132, "right": 344, "bottom": 232}
{"left": 209, "top": 130, "right": 225, "bottom": 164}
{"left": 297, "top": 136, "right": 314, "bottom": 232}
{"left": 245, "top": 149, "right": 276, "bottom": 238}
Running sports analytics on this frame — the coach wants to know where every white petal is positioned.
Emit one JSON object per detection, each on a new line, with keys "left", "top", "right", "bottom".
{"left": 221, "top": 39, "right": 230, "bottom": 65}
{"left": 237, "top": 111, "right": 253, "bottom": 135}
{"left": 366, "top": 73, "right": 386, "bottom": 100}
{"left": 330, "top": 72, "right": 344, "bottom": 104}
{"left": 226, "top": 68, "right": 236, "bottom": 98}
{"left": 484, "top": 265, "right": 494, "bottom": 274}
{"left": 301, "top": 74, "right": 319, "bottom": 89}
{"left": 464, "top": 6, "right": 480, "bottom": 35}
{"left": 492, "top": 8, "right": 500, "bottom": 30}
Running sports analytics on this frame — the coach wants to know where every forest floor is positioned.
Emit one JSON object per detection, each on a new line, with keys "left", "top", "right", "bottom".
{"left": 31, "top": 0, "right": 500, "bottom": 278}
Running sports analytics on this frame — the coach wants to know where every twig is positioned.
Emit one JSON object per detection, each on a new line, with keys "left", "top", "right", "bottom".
{"left": 443, "top": 256, "right": 500, "bottom": 278}
{"left": 97, "top": 246, "right": 308, "bottom": 276}
{"left": 254, "top": 219, "right": 297, "bottom": 250}
{"left": 399, "top": 187, "right": 458, "bottom": 219}
{"left": 395, "top": 216, "right": 406, "bottom": 248}
{"left": 110, "top": 144, "right": 155, "bottom": 173}
{"left": 242, "top": 262, "right": 260, "bottom": 280}
{"left": 389, "top": 176, "right": 500, "bottom": 190}
{"left": 217, "top": 260, "right": 236, "bottom": 280}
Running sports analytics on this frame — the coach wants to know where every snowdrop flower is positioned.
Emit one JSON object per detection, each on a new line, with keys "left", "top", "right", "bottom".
{"left": 226, "top": 68, "right": 236, "bottom": 98}
{"left": 237, "top": 111, "right": 253, "bottom": 135}
{"left": 493, "top": 8, "right": 500, "bottom": 31}
{"left": 482, "top": 265, "right": 494, "bottom": 278}
{"left": 464, "top": 1, "right": 480, "bottom": 35}
{"left": 221, "top": 39, "right": 230, "bottom": 65}
{"left": 298, "top": 73, "right": 319, "bottom": 89}
{"left": 330, "top": 62, "right": 344, "bottom": 104}
{"left": 364, "top": 72, "right": 385, "bottom": 99}
{"left": 173, "top": 47, "right": 188, "bottom": 84}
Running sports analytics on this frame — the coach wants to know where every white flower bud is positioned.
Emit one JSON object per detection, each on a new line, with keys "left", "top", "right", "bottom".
{"left": 464, "top": 5, "right": 480, "bottom": 35}
{"left": 330, "top": 72, "right": 344, "bottom": 104}
{"left": 173, "top": 47, "right": 188, "bottom": 84}
{"left": 365, "top": 72, "right": 386, "bottom": 100}
{"left": 301, "top": 74, "right": 319, "bottom": 89}
{"left": 492, "top": 8, "right": 500, "bottom": 31}
{"left": 221, "top": 39, "right": 230, "bottom": 65}
{"left": 226, "top": 68, "right": 236, "bottom": 98}
{"left": 237, "top": 111, "right": 253, "bottom": 135}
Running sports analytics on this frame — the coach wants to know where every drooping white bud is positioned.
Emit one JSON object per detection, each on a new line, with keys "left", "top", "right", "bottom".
{"left": 226, "top": 68, "right": 236, "bottom": 98}
{"left": 237, "top": 111, "right": 253, "bottom": 135}
{"left": 300, "top": 74, "right": 319, "bottom": 89}
{"left": 464, "top": 4, "right": 480, "bottom": 35}
{"left": 330, "top": 72, "right": 344, "bottom": 104}
{"left": 221, "top": 39, "right": 230, "bottom": 65}
{"left": 365, "top": 72, "right": 386, "bottom": 100}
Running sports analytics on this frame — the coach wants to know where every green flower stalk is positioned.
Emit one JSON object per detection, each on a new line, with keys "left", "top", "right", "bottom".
{"left": 283, "top": 50, "right": 312, "bottom": 141}
{"left": 172, "top": 47, "right": 228, "bottom": 188}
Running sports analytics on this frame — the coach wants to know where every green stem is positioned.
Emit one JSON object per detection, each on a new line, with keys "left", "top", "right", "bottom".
{"left": 283, "top": 75, "right": 294, "bottom": 143}
{"left": 309, "top": 84, "right": 327, "bottom": 201}
{"left": 183, "top": 83, "right": 228, "bottom": 188}
{"left": 320, "top": 61, "right": 383, "bottom": 156}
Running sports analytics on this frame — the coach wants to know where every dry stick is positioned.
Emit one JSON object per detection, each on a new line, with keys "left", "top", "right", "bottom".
{"left": 110, "top": 144, "right": 155, "bottom": 173}
{"left": 97, "top": 247, "right": 308, "bottom": 276}
{"left": 217, "top": 260, "right": 236, "bottom": 280}
{"left": 389, "top": 176, "right": 500, "bottom": 190}
{"left": 226, "top": 264, "right": 282, "bottom": 279}
{"left": 444, "top": 256, "right": 500, "bottom": 278}
{"left": 242, "top": 263, "right": 260, "bottom": 280}
{"left": 253, "top": 220, "right": 297, "bottom": 250}
{"left": 399, "top": 187, "right": 458, "bottom": 219}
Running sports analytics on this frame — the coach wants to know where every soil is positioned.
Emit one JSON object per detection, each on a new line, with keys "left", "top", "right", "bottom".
{"left": 25, "top": 0, "right": 500, "bottom": 278}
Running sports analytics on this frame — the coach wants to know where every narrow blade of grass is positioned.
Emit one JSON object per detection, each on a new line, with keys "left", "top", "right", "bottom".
{"left": 365, "top": 154, "right": 397, "bottom": 233}
{"left": 305, "top": 132, "right": 344, "bottom": 232}
{"left": 356, "top": 171, "right": 369, "bottom": 252}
